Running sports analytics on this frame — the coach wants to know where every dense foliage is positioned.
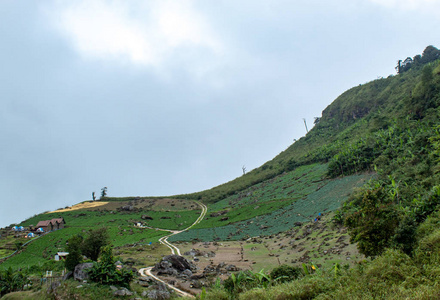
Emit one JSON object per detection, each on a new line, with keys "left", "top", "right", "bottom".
{"left": 0, "top": 267, "right": 29, "bottom": 297}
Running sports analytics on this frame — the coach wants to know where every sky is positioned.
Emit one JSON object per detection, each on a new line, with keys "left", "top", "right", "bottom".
{"left": 1, "top": 0, "right": 440, "bottom": 228}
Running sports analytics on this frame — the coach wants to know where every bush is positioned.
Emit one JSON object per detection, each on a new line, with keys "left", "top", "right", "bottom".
{"left": 65, "top": 235, "right": 83, "bottom": 272}
{"left": 270, "top": 265, "right": 303, "bottom": 283}
{"left": 414, "top": 229, "right": 440, "bottom": 265}
{"left": 88, "top": 246, "right": 134, "bottom": 288}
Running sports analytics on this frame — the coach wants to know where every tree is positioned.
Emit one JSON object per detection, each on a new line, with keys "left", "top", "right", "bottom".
{"left": 345, "top": 187, "right": 399, "bottom": 257}
{"left": 81, "top": 227, "right": 110, "bottom": 261}
{"left": 100, "top": 187, "right": 107, "bottom": 199}
{"left": 65, "top": 235, "right": 84, "bottom": 272}
{"left": 242, "top": 165, "right": 247, "bottom": 175}
{"left": 92, "top": 192, "right": 96, "bottom": 201}
{"left": 421, "top": 45, "right": 440, "bottom": 63}
{"left": 89, "top": 245, "right": 134, "bottom": 288}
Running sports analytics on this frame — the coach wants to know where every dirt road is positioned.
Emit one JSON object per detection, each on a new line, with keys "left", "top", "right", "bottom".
{"left": 138, "top": 201, "right": 208, "bottom": 298}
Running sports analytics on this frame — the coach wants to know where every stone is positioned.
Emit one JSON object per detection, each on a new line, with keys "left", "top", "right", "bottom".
{"left": 73, "top": 263, "right": 93, "bottom": 281}
{"left": 113, "top": 288, "right": 133, "bottom": 297}
{"left": 138, "top": 276, "right": 154, "bottom": 287}
{"left": 148, "top": 283, "right": 171, "bottom": 299}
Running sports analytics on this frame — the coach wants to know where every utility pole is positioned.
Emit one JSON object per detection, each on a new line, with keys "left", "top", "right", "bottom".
{"left": 303, "top": 118, "right": 309, "bottom": 133}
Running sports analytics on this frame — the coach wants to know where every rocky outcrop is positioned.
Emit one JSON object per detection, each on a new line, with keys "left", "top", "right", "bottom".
{"left": 73, "top": 263, "right": 93, "bottom": 281}
{"left": 153, "top": 255, "right": 197, "bottom": 278}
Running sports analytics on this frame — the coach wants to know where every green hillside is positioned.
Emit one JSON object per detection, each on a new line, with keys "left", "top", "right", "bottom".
{"left": 1, "top": 45, "right": 440, "bottom": 299}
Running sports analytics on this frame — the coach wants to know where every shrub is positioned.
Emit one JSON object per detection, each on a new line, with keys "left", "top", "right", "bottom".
{"left": 88, "top": 245, "right": 134, "bottom": 288}
{"left": 270, "top": 265, "right": 303, "bottom": 283}
{"left": 414, "top": 229, "right": 440, "bottom": 265}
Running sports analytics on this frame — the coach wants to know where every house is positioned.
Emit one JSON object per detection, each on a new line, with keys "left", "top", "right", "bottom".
{"left": 36, "top": 217, "right": 66, "bottom": 232}
{"left": 55, "top": 252, "right": 69, "bottom": 261}
{"left": 51, "top": 218, "right": 66, "bottom": 230}
{"left": 36, "top": 220, "right": 54, "bottom": 232}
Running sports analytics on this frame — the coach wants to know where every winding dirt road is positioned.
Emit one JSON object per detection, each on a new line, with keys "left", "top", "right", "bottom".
{"left": 138, "top": 201, "right": 208, "bottom": 298}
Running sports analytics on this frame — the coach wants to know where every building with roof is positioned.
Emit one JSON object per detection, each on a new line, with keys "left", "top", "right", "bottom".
{"left": 36, "top": 218, "right": 66, "bottom": 232}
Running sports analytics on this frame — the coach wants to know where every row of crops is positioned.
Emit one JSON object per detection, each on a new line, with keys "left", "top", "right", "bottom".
{"left": 170, "top": 171, "right": 371, "bottom": 242}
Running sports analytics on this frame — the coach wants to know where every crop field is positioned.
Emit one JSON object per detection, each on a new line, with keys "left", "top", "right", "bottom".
{"left": 193, "top": 164, "right": 329, "bottom": 230}
{"left": 169, "top": 167, "right": 372, "bottom": 242}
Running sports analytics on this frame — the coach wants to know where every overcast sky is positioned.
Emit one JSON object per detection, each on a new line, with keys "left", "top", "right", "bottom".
{"left": 1, "top": 0, "right": 439, "bottom": 227}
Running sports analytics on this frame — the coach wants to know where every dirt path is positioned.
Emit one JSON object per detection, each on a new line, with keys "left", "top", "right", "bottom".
{"left": 138, "top": 201, "right": 208, "bottom": 298}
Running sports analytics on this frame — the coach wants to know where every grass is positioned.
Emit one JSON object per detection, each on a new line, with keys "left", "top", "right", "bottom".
{"left": 0, "top": 226, "right": 169, "bottom": 270}
{"left": 20, "top": 209, "right": 200, "bottom": 232}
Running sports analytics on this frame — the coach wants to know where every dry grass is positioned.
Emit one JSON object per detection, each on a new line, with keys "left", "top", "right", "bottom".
{"left": 48, "top": 201, "right": 109, "bottom": 213}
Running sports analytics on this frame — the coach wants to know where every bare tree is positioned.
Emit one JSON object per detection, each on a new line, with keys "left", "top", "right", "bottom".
{"left": 242, "top": 165, "right": 247, "bottom": 175}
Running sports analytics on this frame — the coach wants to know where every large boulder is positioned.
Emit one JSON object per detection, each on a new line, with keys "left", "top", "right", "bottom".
{"left": 162, "top": 255, "right": 195, "bottom": 272}
{"left": 74, "top": 263, "right": 93, "bottom": 281}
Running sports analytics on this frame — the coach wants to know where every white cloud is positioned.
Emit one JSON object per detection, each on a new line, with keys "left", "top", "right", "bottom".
{"left": 45, "top": 0, "right": 223, "bottom": 68}
{"left": 368, "top": 0, "right": 440, "bottom": 11}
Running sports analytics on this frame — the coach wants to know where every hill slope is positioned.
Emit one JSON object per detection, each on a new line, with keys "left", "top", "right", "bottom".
{"left": 1, "top": 45, "right": 440, "bottom": 299}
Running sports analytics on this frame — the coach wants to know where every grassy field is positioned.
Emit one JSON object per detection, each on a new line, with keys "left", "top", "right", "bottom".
{"left": 1, "top": 198, "right": 201, "bottom": 270}
{"left": 21, "top": 207, "right": 200, "bottom": 231}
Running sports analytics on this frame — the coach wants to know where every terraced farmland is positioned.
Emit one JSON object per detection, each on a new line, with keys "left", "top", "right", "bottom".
{"left": 169, "top": 164, "right": 372, "bottom": 242}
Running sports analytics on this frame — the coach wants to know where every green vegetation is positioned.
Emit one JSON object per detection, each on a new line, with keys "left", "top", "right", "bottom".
{"left": 2, "top": 45, "right": 440, "bottom": 299}
{"left": 88, "top": 245, "right": 134, "bottom": 288}
{"left": 170, "top": 171, "right": 369, "bottom": 242}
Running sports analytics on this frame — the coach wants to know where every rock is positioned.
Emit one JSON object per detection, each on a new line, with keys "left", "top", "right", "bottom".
{"left": 138, "top": 276, "right": 154, "bottom": 287}
{"left": 120, "top": 205, "right": 134, "bottom": 211}
{"left": 191, "top": 274, "right": 205, "bottom": 280}
{"left": 210, "top": 210, "right": 227, "bottom": 217}
{"left": 220, "top": 217, "right": 229, "bottom": 221}
{"left": 160, "top": 255, "right": 196, "bottom": 272}
{"left": 225, "top": 265, "right": 240, "bottom": 272}
{"left": 113, "top": 288, "right": 133, "bottom": 297}
{"left": 110, "top": 285, "right": 118, "bottom": 291}
{"left": 148, "top": 283, "right": 171, "bottom": 299}
{"left": 182, "top": 269, "right": 193, "bottom": 277}
{"left": 74, "top": 263, "right": 93, "bottom": 281}
{"left": 141, "top": 215, "right": 154, "bottom": 220}
{"left": 294, "top": 222, "right": 302, "bottom": 226}
{"left": 62, "top": 271, "right": 73, "bottom": 281}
